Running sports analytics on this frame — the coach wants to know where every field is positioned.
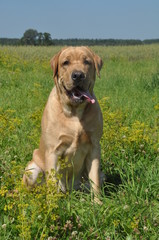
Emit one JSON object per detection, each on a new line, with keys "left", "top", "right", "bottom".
{"left": 0, "top": 45, "right": 159, "bottom": 239}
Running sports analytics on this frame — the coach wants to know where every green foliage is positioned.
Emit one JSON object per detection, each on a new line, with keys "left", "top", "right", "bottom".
{"left": 0, "top": 45, "right": 159, "bottom": 239}
{"left": 0, "top": 163, "right": 64, "bottom": 240}
{"left": 145, "top": 72, "right": 159, "bottom": 90}
{"left": 100, "top": 97, "right": 159, "bottom": 160}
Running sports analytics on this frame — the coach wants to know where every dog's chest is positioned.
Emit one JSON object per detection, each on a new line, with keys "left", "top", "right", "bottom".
{"left": 54, "top": 122, "right": 90, "bottom": 157}
{"left": 76, "top": 128, "right": 90, "bottom": 144}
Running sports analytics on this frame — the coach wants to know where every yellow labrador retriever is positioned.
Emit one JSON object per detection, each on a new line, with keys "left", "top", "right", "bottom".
{"left": 23, "top": 46, "right": 103, "bottom": 199}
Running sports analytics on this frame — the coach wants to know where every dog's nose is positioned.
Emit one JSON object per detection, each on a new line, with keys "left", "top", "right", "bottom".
{"left": 71, "top": 71, "right": 85, "bottom": 82}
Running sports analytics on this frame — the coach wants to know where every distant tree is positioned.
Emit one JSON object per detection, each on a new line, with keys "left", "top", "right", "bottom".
{"left": 37, "top": 32, "right": 44, "bottom": 45}
{"left": 43, "top": 32, "right": 52, "bottom": 45}
{"left": 21, "top": 29, "right": 38, "bottom": 45}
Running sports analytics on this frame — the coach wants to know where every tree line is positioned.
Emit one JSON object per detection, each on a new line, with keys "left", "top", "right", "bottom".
{"left": 0, "top": 29, "right": 159, "bottom": 46}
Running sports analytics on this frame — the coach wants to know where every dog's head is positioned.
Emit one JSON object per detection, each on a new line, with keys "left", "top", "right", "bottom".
{"left": 51, "top": 47, "right": 103, "bottom": 105}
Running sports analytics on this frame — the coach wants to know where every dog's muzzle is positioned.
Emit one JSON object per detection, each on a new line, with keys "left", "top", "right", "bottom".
{"left": 63, "top": 85, "right": 95, "bottom": 104}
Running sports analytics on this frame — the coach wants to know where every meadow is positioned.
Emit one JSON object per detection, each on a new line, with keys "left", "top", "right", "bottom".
{"left": 0, "top": 45, "right": 159, "bottom": 239}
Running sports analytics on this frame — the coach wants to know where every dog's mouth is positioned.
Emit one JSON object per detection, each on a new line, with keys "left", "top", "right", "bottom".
{"left": 64, "top": 85, "right": 95, "bottom": 104}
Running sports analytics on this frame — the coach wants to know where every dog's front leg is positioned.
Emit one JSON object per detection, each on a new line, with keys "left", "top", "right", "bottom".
{"left": 86, "top": 145, "right": 101, "bottom": 203}
{"left": 45, "top": 150, "right": 58, "bottom": 179}
{"left": 45, "top": 151, "right": 67, "bottom": 192}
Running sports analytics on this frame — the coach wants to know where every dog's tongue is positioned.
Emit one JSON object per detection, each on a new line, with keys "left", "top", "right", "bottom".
{"left": 76, "top": 88, "right": 95, "bottom": 104}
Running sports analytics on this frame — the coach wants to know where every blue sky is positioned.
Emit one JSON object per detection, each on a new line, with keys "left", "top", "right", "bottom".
{"left": 0, "top": 0, "right": 158, "bottom": 40}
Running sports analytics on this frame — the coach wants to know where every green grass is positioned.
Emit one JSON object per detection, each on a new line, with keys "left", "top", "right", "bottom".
{"left": 0, "top": 45, "right": 159, "bottom": 239}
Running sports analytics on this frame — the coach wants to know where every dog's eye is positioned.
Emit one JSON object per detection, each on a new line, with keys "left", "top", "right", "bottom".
{"left": 63, "top": 60, "right": 69, "bottom": 66}
{"left": 84, "top": 59, "right": 91, "bottom": 65}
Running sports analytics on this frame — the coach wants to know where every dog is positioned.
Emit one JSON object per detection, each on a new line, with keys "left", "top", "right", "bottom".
{"left": 23, "top": 46, "right": 103, "bottom": 201}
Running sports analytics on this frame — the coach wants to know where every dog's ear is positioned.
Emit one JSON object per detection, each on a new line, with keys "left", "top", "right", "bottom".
{"left": 50, "top": 51, "right": 62, "bottom": 78}
{"left": 93, "top": 54, "right": 103, "bottom": 78}
{"left": 85, "top": 47, "right": 103, "bottom": 78}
